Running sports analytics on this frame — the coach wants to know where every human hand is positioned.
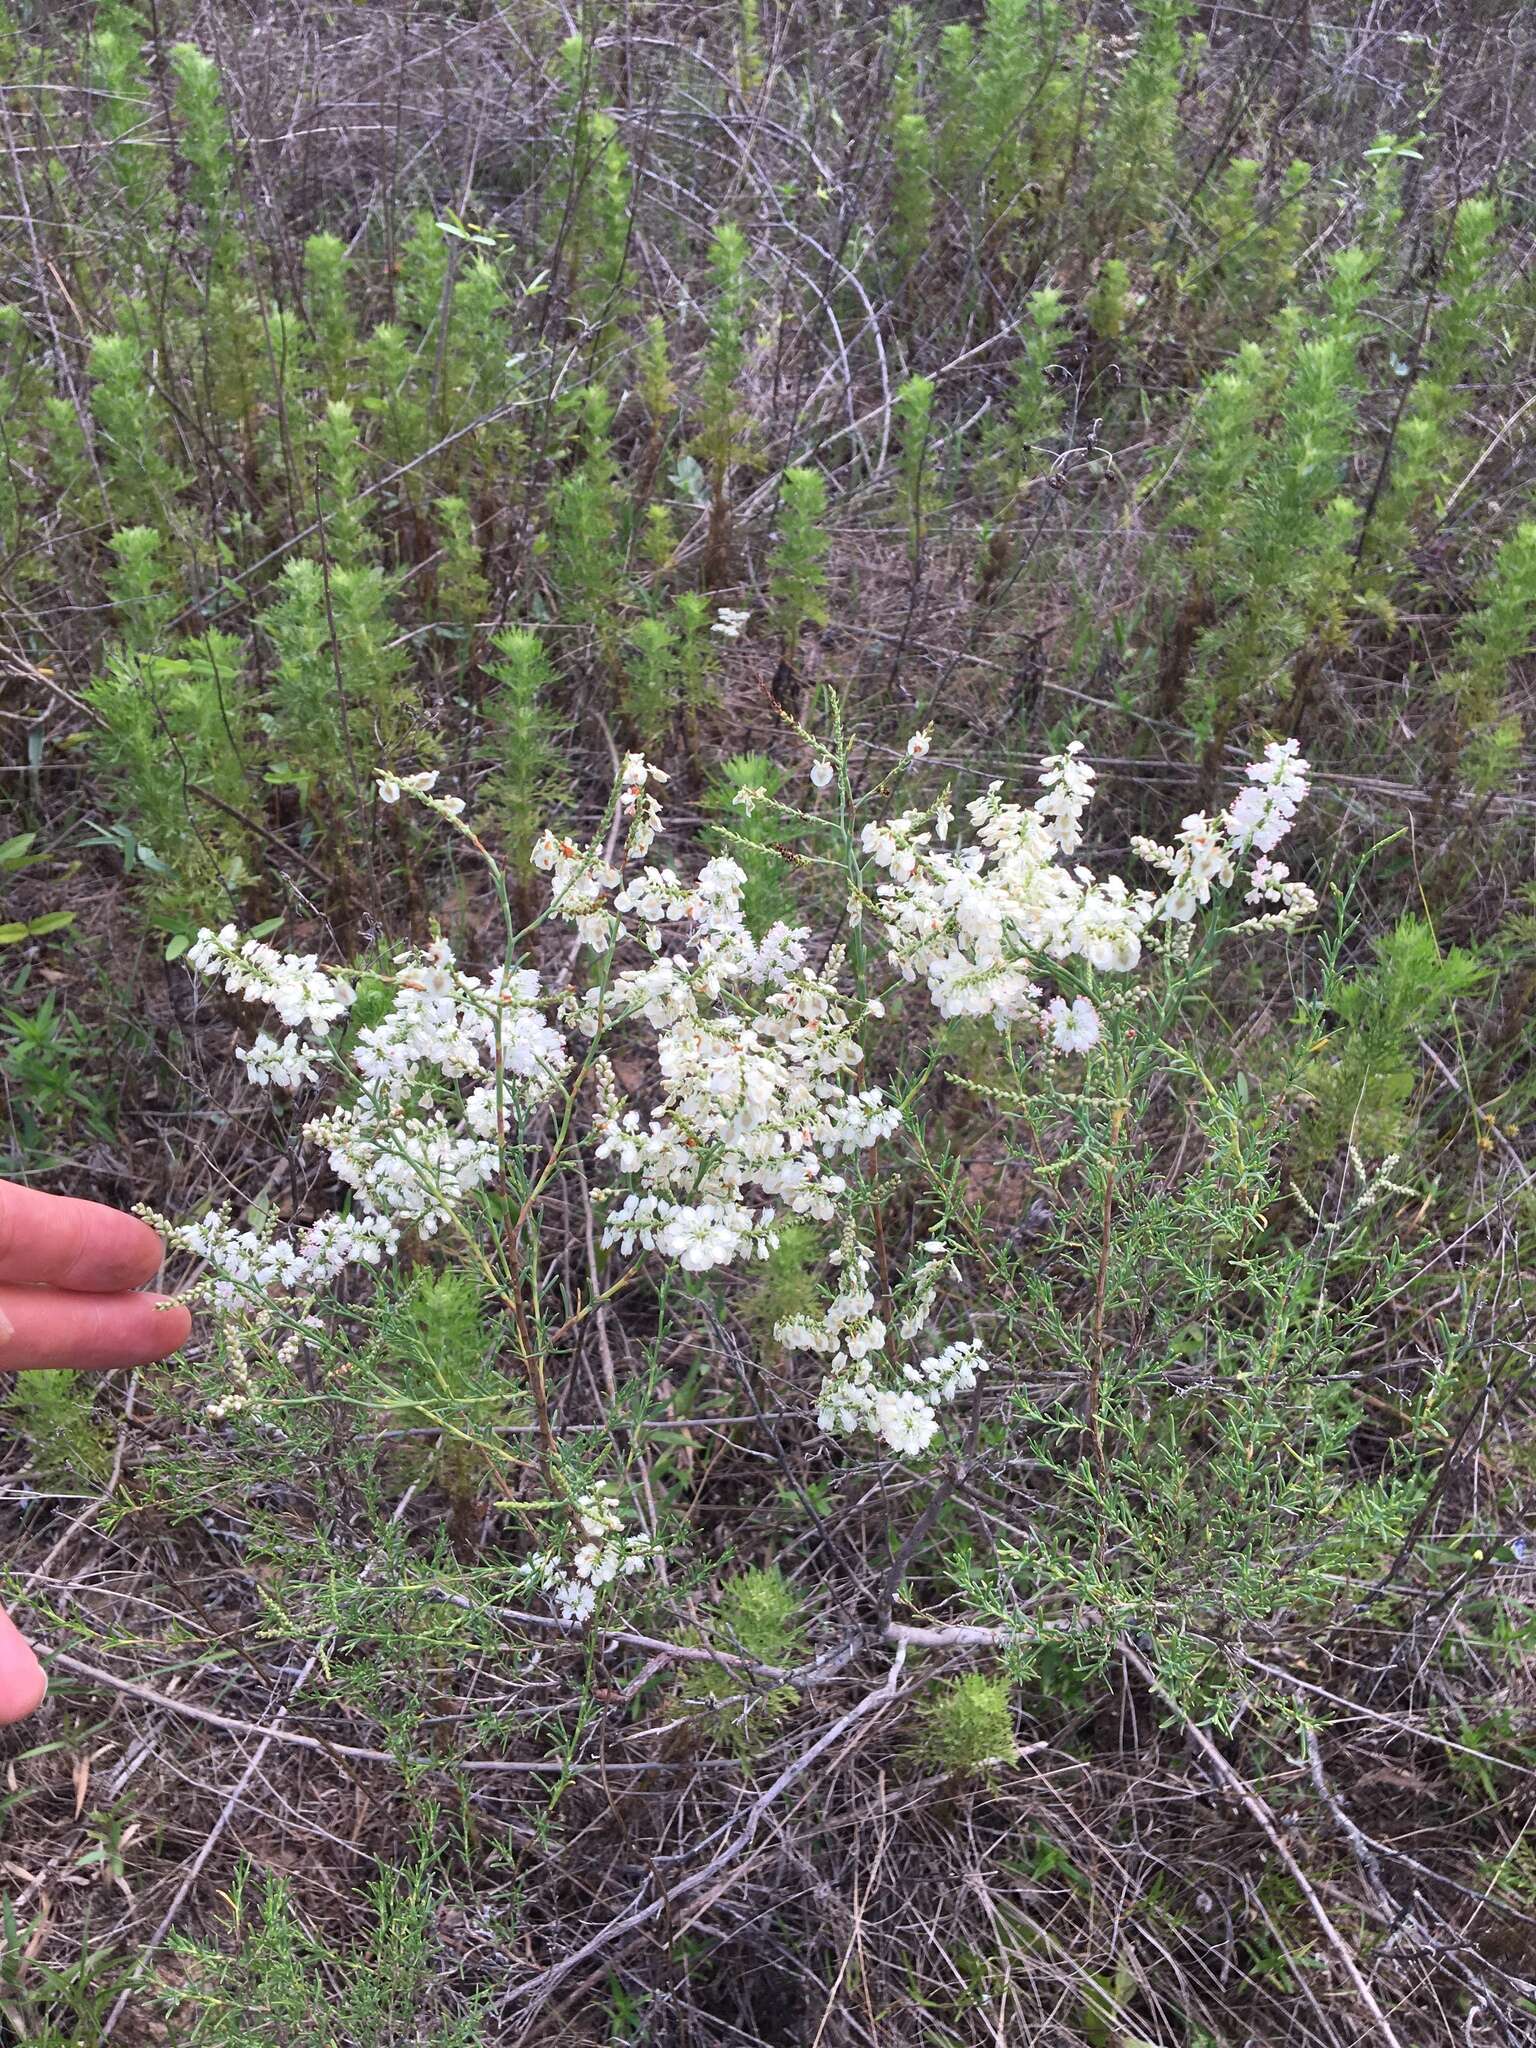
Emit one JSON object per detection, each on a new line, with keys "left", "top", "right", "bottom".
{"left": 1, "top": 1180, "right": 190, "bottom": 1723}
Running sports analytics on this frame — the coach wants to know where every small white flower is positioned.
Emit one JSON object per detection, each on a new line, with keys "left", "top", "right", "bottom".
{"left": 620, "top": 753, "right": 669, "bottom": 795}
{"left": 236, "top": 1030, "right": 320, "bottom": 1091}
{"left": 810, "top": 758, "right": 835, "bottom": 789}
{"left": 861, "top": 822, "right": 899, "bottom": 866}
{"left": 1034, "top": 742, "right": 1095, "bottom": 856}
{"left": 557, "top": 1580, "right": 596, "bottom": 1626}
{"left": 376, "top": 775, "right": 401, "bottom": 804}
{"left": 906, "top": 729, "right": 931, "bottom": 760}
{"left": 1044, "top": 994, "right": 1101, "bottom": 1055}
{"left": 873, "top": 1387, "right": 939, "bottom": 1456}
{"left": 712, "top": 607, "right": 752, "bottom": 639}
{"left": 525, "top": 1487, "right": 663, "bottom": 1624}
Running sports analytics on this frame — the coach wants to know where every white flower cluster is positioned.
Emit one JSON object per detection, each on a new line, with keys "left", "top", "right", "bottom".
{"left": 235, "top": 1030, "right": 320, "bottom": 1090}
{"left": 895, "top": 1237, "right": 955, "bottom": 1341}
{"left": 618, "top": 752, "right": 667, "bottom": 862}
{"left": 304, "top": 954, "right": 569, "bottom": 1239}
{"left": 1045, "top": 993, "right": 1101, "bottom": 1055}
{"left": 531, "top": 830, "right": 623, "bottom": 952}
{"left": 525, "top": 1488, "right": 661, "bottom": 1626}
{"left": 869, "top": 738, "right": 1315, "bottom": 1038}
{"left": 1239, "top": 852, "right": 1317, "bottom": 930}
{"left": 530, "top": 813, "right": 902, "bottom": 1278}
{"left": 172, "top": 735, "right": 1319, "bottom": 1515}
{"left": 188, "top": 924, "right": 354, "bottom": 1035}
{"left": 173, "top": 929, "right": 568, "bottom": 1286}
{"left": 1033, "top": 740, "right": 1095, "bottom": 857}
{"left": 775, "top": 1248, "right": 988, "bottom": 1454}
{"left": 1131, "top": 739, "right": 1315, "bottom": 924}
{"left": 174, "top": 1207, "right": 400, "bottom": 1311}
{"left": 1223, "top": 739, "right": 1311, "bottom": 855}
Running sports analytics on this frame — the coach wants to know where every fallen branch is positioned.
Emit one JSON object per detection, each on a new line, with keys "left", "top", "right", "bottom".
{"left": 502, "top": 1641, "right": 912, "bottom": 2014}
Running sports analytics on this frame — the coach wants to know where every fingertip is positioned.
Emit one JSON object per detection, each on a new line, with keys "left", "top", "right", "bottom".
{"left": 144, "top": 1293, "right": 193, "bottom": 1359}
{"left": 0, "top": 1285, "right": 193, "bottom": 1371}
{"left": 101, "top": 1212, "right": 168, "bottom": 1291}
{"left": 0, "top": 1612, "right": 47, "bottom": 1726}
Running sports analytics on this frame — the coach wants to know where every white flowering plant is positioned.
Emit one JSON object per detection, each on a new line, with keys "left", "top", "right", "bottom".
{"left": 150, "top": 727, "right": 1321, "bottom": 1629}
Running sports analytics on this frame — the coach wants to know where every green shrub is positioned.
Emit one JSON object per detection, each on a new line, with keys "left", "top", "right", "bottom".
{"left": 484, "top": 626, "right": 572, "bottom": 887}
{"left": 1299, "top": 917, "right": 1485, "bottom": 1165}
{"left": 766, "top": 468, "right": 830, "bottom": 655}
{"left": 915, "top": 1673, "right": 1019, "bottom": 1774}
{"left": 695, "top": 222, "right": 754, "bottom": 584}
{"left": 702, "top": 754, "right": 794, "bottom": 935}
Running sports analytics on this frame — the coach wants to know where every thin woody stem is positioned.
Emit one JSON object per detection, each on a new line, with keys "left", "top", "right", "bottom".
{"left": 1086, "top": 1097, "right": 1125, "bottom": 1489}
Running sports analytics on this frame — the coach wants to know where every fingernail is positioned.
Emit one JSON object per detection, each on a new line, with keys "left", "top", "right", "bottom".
{"left": 0, "top": 1302, "right": 12, "bottom": 1346}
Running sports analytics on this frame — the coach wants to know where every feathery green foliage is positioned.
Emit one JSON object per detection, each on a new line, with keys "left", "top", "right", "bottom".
{"left": 484, "top": 627, "right": 571, "bottom": 882}
{"left": 766, "top": 468, "right": 829, "bottom": 655}
{"left": 915, "top": 1673, "right": 1019, "bottom": 1774}
{"left": 702, "top": 754, "right": 793, "bottom": 935}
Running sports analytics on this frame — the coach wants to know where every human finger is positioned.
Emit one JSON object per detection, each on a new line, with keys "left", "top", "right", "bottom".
{"left": 0, "top": 1285, "right": 191, "bottom": 1371}
{"left": 0, "top": 1180, "right": 167, "bottom": 1293}
{"left": 0, "top": 1604, "right": 47, "bottom": 1725}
